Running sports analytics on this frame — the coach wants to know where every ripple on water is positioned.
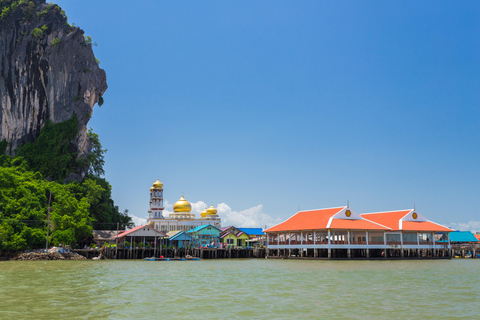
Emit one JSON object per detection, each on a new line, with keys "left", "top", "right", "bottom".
{"left": 0, "top": 259, "right": 480, "bottom": 319}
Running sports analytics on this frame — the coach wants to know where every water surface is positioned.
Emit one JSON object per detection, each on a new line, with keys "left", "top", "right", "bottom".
{"left": 0, "top": 259, "right": 479, "bottom": 319}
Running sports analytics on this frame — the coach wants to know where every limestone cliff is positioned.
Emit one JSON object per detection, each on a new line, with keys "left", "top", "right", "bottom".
{"left": 0, "top": 0, "right": 107, "bottom": 180}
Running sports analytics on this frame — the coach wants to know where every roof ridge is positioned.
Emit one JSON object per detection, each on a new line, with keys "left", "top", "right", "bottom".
{"left": 362, "top": 209, "right": 413, "bottom": 215}
{"left": 299, "top": 206, "right": 346, "bottom": 213}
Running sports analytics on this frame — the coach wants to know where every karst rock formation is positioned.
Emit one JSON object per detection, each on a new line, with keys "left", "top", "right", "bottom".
{"left": 0, "top": 0, "right": 107, "bottom": 180}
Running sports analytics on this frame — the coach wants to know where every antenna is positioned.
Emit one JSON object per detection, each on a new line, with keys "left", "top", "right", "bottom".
{"left": 347, "top": 200, "right": 349, "bottom": 208}
{"left": 414, "top": 203, "right": 416, "bottom": 211}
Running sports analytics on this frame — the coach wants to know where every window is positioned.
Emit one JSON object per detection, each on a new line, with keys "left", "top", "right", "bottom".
{"left": 226, "top": 239, "right": 234, "bottom": 245}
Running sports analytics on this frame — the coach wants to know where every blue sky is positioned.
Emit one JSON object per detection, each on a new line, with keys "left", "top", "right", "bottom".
{"left": 56, "top": 1, "right": 480, "bottom": 230}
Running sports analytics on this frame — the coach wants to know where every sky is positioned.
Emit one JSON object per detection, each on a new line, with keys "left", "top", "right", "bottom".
{"left": 55, "top": 1, "right": 480, "bottom": 231}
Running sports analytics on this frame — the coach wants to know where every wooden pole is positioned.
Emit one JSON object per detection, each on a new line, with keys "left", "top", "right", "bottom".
{"left": 115, "top": 222, "right": 119, "bottom": 259}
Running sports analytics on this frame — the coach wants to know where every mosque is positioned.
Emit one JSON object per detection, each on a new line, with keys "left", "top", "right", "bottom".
{"left": 147, "top": 179, "right": 221, "bottom": 232}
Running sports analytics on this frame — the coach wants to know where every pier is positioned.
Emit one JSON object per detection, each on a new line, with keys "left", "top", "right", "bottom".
{"left": 73, "top": 247, "right": 266, "bottom": 259}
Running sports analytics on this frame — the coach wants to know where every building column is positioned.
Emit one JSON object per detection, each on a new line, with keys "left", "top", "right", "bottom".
{"left": 365, "top": 230, "right": 369, "bottom": 258}
{"left": 417, "top": 231, "right": 420, "bottom": 257}
{"left": 327, "top": 229, "right": 331, "bottom": 259}
{"left": 266, "top": 233, "right": 269, "bottom": 258}
{"left": 432, "top": 232, "right": 436, "bottom": 257}
{"left": 383, "top": 231, "right": 387, "bottom": 259}
{"left": 400, "top": 231, "right": 404, "bottom": 258}
{"left": 448, "top": 232, "right": 452, "bottom": 257}
{"left": 347, "top": 230, "right": 351, "bottom": 259}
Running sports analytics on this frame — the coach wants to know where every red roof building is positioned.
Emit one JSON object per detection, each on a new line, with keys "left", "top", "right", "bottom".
{"left": 361, "top": 209, "right": 452, "bottom": 232}
{"left": 265, "top": 206, "right": 453, "bottom": 260}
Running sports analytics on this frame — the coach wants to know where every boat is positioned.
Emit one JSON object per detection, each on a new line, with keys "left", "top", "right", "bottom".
{"left": 144, "top": 256, "right": 200, "bottom": 261}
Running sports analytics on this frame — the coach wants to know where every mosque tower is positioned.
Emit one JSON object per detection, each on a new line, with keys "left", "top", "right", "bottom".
{"left": 148, "top": 179, "right": 164, "bottom": 219}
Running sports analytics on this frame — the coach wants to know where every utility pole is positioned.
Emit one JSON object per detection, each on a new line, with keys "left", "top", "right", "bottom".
{"left": 45, "top": 191, "right": 51, "bottom": 251}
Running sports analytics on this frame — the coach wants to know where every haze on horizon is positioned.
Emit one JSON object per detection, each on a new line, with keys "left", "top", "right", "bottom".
{"left": 55, "top": 0, "right": 480, "bottom": 231}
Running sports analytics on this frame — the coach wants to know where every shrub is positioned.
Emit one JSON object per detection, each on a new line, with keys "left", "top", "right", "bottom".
{"left": 31, "top": 24, "right": 48, "bottom": 39}
{"left": 51, "top": 37, "right": 60, "bottom": 46}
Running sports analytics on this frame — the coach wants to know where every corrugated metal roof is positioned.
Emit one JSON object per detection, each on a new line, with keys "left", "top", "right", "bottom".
{"left": 449, "top": 231, "right": 479, "bottom": 242}
{"left": 238, "top": 228, "right": 265, "bottom": 235}
{"left": 187, "top": 224, "right": 221, "bottom": 233}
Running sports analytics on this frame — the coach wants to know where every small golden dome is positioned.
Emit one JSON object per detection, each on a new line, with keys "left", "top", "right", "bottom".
{"left": 150, "top": 187, "right": 154, "bottom": 191}
{"left": 201, "top": 206, "right": 208, "bottom": 218}
{"left": 173, "top": 194, "right": 192, "bottom": 213}
{"left": 152, "top": 179, "right": 163, "bottom": 189}
{"left": 207, "top": 204, "right": 217, "bottom": 215}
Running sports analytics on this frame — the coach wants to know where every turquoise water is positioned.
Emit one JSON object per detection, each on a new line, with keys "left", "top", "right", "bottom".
{"left": 0, "top": 259, "right": 479, "bottom": 319}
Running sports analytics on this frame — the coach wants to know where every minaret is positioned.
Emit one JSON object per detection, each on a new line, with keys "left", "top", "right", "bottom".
{"left": 148, "top": 179, "right": 164, "bottom": 219}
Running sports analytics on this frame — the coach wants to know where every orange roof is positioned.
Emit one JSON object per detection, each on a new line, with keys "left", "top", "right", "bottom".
{"left": 361, "top": 210, "right": 411, "bottom": 230}
{"left": 361, "top": 210, "right": 453, "bottom": 232}
{"left": 329, "top": 219, "right": 389, "bottom": 230}
{"left": 402, "top": 221, "right": 452, "bottom": 232}
{"left": 264, "top": 207, "right": 390, "bottom": 232}
{"left": 473, "top": 234, "right": 480, "bottom": 241}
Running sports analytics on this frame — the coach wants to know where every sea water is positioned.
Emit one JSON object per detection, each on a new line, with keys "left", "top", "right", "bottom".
{"left": 0, "top": 259, "right": 479, "bottom": 319}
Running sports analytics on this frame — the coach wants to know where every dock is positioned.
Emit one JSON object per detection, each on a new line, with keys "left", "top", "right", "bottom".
{"left": 73, "top": 247, "right": 266, "bottom": 260}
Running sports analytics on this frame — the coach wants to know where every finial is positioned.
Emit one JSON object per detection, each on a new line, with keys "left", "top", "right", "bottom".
{"left": 347, "top": 200, "right": 349, "bottom": 208}
{"left": 414, "top": 203, "right": 416, "bottom": 211}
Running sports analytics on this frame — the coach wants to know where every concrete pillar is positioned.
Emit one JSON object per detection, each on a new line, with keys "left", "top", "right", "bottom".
{"left": 314, "top": 249, "right": 318, "bottom": 258}
{"left": 327, "top": 229, "right": 331, "bottom": 259}
{"left": 347, "top": 230, "right": 351, "bottom": 259}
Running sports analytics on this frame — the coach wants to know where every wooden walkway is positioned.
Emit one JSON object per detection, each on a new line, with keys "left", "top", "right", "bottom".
{"left": 73, "top": 247, "right": 266, "bottom": 260}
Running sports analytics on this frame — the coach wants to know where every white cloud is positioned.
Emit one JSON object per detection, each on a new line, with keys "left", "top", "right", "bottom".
{"left": 131, "top": 198, "right": 280, "bottom": 229}
{"left": 216, "top": 203, "right": 281, "bottom": 228}
{"left": 191, "top": 201, "right": 207, "bottom": 214}
{"left": 449, "top": 221, "right": 480, "bottom": 233}
{"left": 130, "top": 214, "right": 147, "bottom": 227}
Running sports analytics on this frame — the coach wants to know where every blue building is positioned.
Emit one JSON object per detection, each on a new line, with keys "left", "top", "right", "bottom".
{"left": 187, "top": 224, "right": 221, "bottom": 248}
{"left": 167, "top": 230, "right": 193, "bottom": 248}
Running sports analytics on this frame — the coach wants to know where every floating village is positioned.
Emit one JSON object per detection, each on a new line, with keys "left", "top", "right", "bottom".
{"left": 62, "top": 179, "right": 480, "bottom": 261}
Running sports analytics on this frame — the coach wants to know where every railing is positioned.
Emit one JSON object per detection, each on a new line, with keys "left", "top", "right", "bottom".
{"left": 350, "top": 240, "right": 367, "bottom": 245}
{"left": 402, "top": 241, "right": 418, "bottom": 245}
{"left": 331, "top": 240, "right": 347, "bottom": 245}
{"left": 387, "top": 241, "right": 402, "bottom": 245}
{"left": 303, "top": 240, "right": 314, "bottom": 245}
{"left": 368, "top": 240, "right": 384, "bottom": 245}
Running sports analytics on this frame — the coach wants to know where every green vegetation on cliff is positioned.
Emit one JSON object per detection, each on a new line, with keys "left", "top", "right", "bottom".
{"left": 0, "top": 121, "right": 133, "bottom": 253}
{"left": 16, "top": 115, "right": 79, "bottom": 181}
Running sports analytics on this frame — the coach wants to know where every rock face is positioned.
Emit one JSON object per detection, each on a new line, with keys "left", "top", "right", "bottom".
{"left": 0, "top": 0, "right": 107, "bottom": 179}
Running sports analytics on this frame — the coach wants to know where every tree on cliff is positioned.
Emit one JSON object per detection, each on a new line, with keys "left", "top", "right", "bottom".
{"left": 0, "top": 0, "right": 132, "bottom": 253}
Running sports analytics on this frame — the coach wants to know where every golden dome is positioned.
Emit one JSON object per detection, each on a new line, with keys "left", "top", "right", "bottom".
{"left": 152, "top": 179, "right": 163, "bottom": 189}
{"left": 173, "top": 194, "right": 192, "bottom": 213}
{"left": 201, "top": 206, "right": 208, "bottom": 218}
{"left": 207, "top": 204, "right": 217, "bottom": 215}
